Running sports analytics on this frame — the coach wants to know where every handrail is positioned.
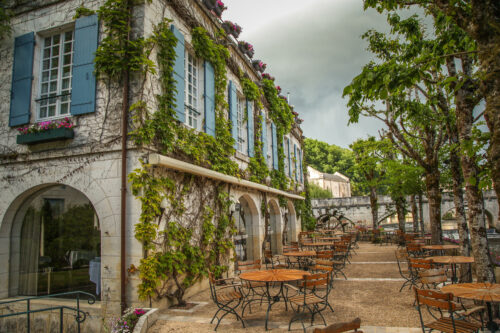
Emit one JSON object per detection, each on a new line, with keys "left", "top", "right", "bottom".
{"left": 0, "top": 291, "right": 96, "bottom": 333}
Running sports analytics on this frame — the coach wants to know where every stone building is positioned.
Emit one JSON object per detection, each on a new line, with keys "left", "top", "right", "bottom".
{"left": 307, "top": 166, "right": 351, "bottom": 198}
{"left": 0, "top": 0, "right": 305, "bottom": 327}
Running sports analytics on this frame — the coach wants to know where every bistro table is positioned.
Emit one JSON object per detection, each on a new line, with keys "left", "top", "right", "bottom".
{"left": 428, "top": 256, "right": 474, "bottom": 283}
{"left": 442, "top": 283, "right": 500, "bottom": 332}
{"left": 283, "top": 251, "right": 316, "bottom": 269}
{"left": 317, "top": 237, "right": 341, "bottom": 241}
{"left": 422, "top": 244, "right": 459, "bottom": 255}
{"left": 301, "top": 242, "right": 336, "bottom": 249}
{"left": 239, "top": 269, "right": 310, "bottom": 330}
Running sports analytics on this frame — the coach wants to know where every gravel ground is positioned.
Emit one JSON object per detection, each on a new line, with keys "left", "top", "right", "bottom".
{"left": 148, "top": 243, "right": 433, "bottom": 332}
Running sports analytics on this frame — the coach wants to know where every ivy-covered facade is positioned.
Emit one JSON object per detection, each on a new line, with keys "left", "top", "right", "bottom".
{"left": 0, "top": 0, "right": 307, "bottom": 319}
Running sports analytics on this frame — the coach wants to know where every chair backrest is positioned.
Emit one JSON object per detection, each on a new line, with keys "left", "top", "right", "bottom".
{"left": 313, "top": 259, "right": 334, "bottom": 273}
{"left": 316, "top": 253, "right": 333, "bottom": 260}
{"left": 237, "top": 259, "right": 261, "bottom": 273}
{"left": 414, "top": 287, "right": 456, "bottom": 311}
{"left": 317, "top": 250, "right": 334, "bottom": 256}
{"left": 313, "top": 318, "right": 362, "bottom": 333}
{"left": 264, "top": 250, "right": 273, "bottom": 258}
{"left": 283, "top": 244, "right": 299, "bottom": 253}
{"left": 419, "top": 268, "right": 447, "bottom": 285}
{"left": 409, "top": 258, "right": 432, "bottom": 270}
{"left": 302, "top": 272, "right": 329, "bottom": 289}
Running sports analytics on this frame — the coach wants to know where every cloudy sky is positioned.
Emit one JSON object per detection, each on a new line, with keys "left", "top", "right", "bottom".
{"left": 224, "top": 0, "right": 391, "bottom": 148}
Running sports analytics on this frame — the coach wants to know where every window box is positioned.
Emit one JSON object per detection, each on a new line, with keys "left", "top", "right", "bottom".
{"left": 17, "top": 127, "right": 74, "bottom": 145}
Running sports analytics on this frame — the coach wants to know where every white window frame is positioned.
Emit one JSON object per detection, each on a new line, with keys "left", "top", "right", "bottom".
{"left": 36, "top": 29, "right": 74, "bottom": 121}
{"left": 236, "top": 94, "right": 247, "bottom": 154}
{"left": 184, "top": 49, "right": 204, "bottom": 131}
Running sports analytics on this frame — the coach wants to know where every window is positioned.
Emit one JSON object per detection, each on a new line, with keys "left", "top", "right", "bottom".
{"left": 37, "top": 30, "right": 74, "bottom": 120}
{"left": 284, "top": 137, "right": 289, "bottom": 175}
{"left": 184, "top": 50, "right": 203, "bottom": 130}
{"left": 236, "top": 95, "right": 247, "bottom": 154}
{"left": 267, "top": 122, "right": 272, "bottom": 168}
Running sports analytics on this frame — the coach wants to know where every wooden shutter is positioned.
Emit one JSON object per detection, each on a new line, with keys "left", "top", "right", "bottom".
{"left": 271, "top": 122, "right": 278, "bottom": 170}
{"left": 71, "top": 14, "right": 98, "bottom": 115}
{"left": 294, "top": 144, "right": 298, "bottom": 181}
{"left": 204, "top": 61, "right": 215, "bottom": 137}
{"left": 170, "top": 25, "right": 185, "bottom": 122}
{"left": 9, "top": 32, "right": 35, "bottom": 126}
{"left": 261, "top": 111, "right": 267, "bottom": 163}
{"left": 288, "top": 138, "right": 292, "bottom": 177}
{"left": 299, "top": 148, "right": 304, "bottom": 183}
{"left": 247, "top": 99, "right": 254, "bottom": 157}
{"left": 228, "top": 81, "right": 238, "bottom": 149}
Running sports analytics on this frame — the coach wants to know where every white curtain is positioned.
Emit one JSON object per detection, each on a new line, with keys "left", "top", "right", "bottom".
{"left": 19, "top": 207, "right": 40, "bottom": 295}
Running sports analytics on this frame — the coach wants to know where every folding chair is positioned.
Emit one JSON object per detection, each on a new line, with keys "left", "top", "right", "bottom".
{"left": 208, "top": 272, "right": 245, "bottom": 331}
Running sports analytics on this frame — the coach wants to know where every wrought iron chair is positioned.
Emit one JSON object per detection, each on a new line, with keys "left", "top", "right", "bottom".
{"left": 413, "top": 287, "right": 481, "bottom": 333}
{"left": 207, "top": 272, "right": 245, "bottom": 331}
{"left": 310, "top": 258, "right": 335, "bottom": 313}
{"left": 283, "top": 244, "right": 300, "bottom": 268}
{"left": 395, "top": 249, "right": 413, "bottom": 292}
{"left": 264, "top": 249, "right": 287, "bottom": 269}
{"left": 236, "top": 259, "right": 266, "bottom": 313}
{"left": 286, "top": 272, "right": 331, "bottom": 332}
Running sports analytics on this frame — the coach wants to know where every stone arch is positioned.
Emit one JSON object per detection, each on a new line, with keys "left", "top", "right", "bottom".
{"left": 0, "top": 180, "right": 115, "bottom": 299}
{"left": 267, "top": 198, "right": 282, "bottom": 254}
{"left": 234, "top": 194, "right": 260, "bottom": 261}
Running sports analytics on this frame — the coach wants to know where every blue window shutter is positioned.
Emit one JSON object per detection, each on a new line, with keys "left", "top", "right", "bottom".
{"left": 204, "top": 61, "right": 215, "bottom": 137}
{"left": 71, "top": 14, "right": 98, "bottom": 115}
{"left": 247, "top": 100, "right": 254, "bottom": 157}
{"left": 294, "top": 144, "right": 298, "bottom": 181}
{"left": 261, "top": 111, "right": 267, "bottom": 163}
{"left": 288, "top": 138, "right": 292, "bottom": 177}
{"left": 171, "top": 25, "right": 185, "bottom": 122}
{"left": 299, "top": 148, "right": 304, "bottom": 183}
{"left": 9, "top": 32, "right": 35, "bottom": 127}
{"left": 271, "top": 123, "right": 278, "bottom": 170}
{"left": 228, "top": 81, "right": 238, "bottom": 149}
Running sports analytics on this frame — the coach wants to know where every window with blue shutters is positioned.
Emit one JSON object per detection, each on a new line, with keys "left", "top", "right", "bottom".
{"left": 204, "top": 61, "right": 215, "bottom": 137}
{"left": 38, "top": 30, "right": 74, "bottom": 120}
{"left": 246, "top": 100, "right": 254, "bottom": 157}
{"left": 184, "top": 50, "right": 204, "bottom": 131}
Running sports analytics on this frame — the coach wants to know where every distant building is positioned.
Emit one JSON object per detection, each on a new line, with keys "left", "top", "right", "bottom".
{"left": 307, "top": 166, "right": 351, "bottom": 198}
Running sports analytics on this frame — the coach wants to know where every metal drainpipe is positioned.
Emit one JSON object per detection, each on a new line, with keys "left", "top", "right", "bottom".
{"left": 120, "top": 2, "right": 131, "bottom": 314}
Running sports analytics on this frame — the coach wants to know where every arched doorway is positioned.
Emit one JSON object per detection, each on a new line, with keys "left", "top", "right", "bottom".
{"left": 8, "top": 185, "right": 101, "bottom": 298}
{"left": 234, "top": 195, "right": 259, "bottom": 261}
{"left": 268, "top": 200, "right": 282, "bottom": 254}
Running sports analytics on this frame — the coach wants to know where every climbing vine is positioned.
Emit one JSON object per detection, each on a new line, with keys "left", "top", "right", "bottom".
{"left": 261, "top": 78, "right": 294, "bottom": 195}
{"left": 240, "top": 76, "right": 269, "bottom": 183}
{"left": 0, "top": 0, "right": 12, "bottom": 40}
{"left": 129, "top": 162, "right": 236, "bottom": 305}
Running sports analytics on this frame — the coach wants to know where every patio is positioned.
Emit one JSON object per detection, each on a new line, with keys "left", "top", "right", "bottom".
{"left": 148, "top": 242, "right": 425, "bottom": 332}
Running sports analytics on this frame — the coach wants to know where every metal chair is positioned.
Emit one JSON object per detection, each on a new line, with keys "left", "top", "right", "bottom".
{"left": 395, "top": 249, "right": 413, "bottom": 292}
{"left": 236, "top": 259, "right": 266, "bottom": 314}
{"left": 286, "top": 272, "right": 331, "bottom": 332}
{"left": 207, "top": 272, "right": 245, "bottom": 331}
{"left": 414, "top": 287, "right": 481, "bottom": 333}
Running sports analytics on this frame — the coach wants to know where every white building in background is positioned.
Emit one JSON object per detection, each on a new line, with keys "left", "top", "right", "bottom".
{"left": 307, "top": 166, "right": 351, "bottom": 198}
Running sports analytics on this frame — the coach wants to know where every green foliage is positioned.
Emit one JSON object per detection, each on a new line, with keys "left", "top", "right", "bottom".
{"left": 308, "top": 183, "right": 333, "bottom": 199}
{"left": 94, "top": 0, "right": 156, "bottom": 80}
{"left": 0, "top": 0, "right": 11, "bottom": 40}
{"left": 73, "top": 5, "right": 96, "bottom": 19}
{"left": 304, "top": 138, "right": 364, "bottom": 195}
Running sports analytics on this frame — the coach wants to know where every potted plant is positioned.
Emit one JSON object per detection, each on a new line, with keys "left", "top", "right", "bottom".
{"left": 252, "top": 60, "right": 266, "bottom": 73}
{"left": 238, "top": 41, "right": 254, "bottom": 58}
{"left": 16, "top": 117, "right": 75, "bottom": 145}
{"left": 213, "top": 0, "right": 226, "bottom": 18}
{"left": 262, "top": 73, "right": 275, "bottom": 81}
{"left": 222, "top": 20, "right": 242, "bottom": 38}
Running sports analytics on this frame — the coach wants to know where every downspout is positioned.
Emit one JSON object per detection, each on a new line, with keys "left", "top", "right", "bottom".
{"left": 121, "top": 1, "right": 131, "bottom": 314}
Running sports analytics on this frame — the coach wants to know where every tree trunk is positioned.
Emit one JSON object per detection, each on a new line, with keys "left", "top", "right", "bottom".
{"left": 369, "top": 187, "right": 378, "bottom": 230}
{"left": 425, "top": 171, "right": 442, "bottom": 244}
{"left": 395, "top": 197, "right": 406, "bottom": 233}
{"left": 418, "top": 193, "right": 425, "bottom": 235}
{"left": 282, "top": 211, "right": 288, "bottom": 246}
{"left": 410, "top": 194, "right": 418, "bottom": 233}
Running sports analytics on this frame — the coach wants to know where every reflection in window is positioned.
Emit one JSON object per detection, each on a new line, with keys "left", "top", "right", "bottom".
{"left": 16, "top": 186, "right": 100, "bottom": 298}
{"left": 234, "top": 203, "right": 247, "bottom": 261}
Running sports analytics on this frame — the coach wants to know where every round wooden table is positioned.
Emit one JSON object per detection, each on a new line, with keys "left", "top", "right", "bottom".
{"left": 428, "top": 256, "right": 474, "bottom": 283}
{"left": 283, "top": 251, "right": 316, "bottom": 269}
{"left": 318, "top": 237, "right": 341, "bottom": 241}
{"left": 442, "top": 283, "right": 500, "bottom": 332}
{"left": 422, "top": 244, "right": 459, "bottom": 255}
{"left": 240, "top": 269, "right": 310, "bottom": 330}
{"left": 301, "top": 242, "right": 336, "bottom": 248}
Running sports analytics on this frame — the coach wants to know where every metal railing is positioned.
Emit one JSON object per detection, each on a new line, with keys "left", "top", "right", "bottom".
{"left": 0, "top": 291, "right": 96, "bottom": 333}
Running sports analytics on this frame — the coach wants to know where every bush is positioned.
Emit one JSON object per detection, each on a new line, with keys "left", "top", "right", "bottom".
{"left": 309, "top": 183, "right": 332, "bottom": 199}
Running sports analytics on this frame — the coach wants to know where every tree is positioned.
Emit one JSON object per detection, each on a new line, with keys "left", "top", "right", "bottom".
{"left": 309, "top": 183, "right": 333, "bottom": 199}
{"left": 344, "top": 15, "right": 447, "bottom": 244}
{"left": 304, "top": 138, "right": 364, "bottom": 195}
{"left": 364, "top": 0, "right": 500, "bottom": 248}
{"left": 350, "top": 137, "right": 387, "bottom": 230}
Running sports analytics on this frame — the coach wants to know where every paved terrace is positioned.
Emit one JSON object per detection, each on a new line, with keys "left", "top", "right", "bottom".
{"left": 147, "top": 243, "right": 430, "bottom": 332}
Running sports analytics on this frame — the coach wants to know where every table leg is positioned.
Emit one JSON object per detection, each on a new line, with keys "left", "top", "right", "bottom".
{"left": 451, "top": 264, "right": 458, "bottom": 284}
{"left": 486, "top": 302, "right": 499, "bottom": 332}
{"left": 264, "top": 282, "right": 285, "bottom": 330}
